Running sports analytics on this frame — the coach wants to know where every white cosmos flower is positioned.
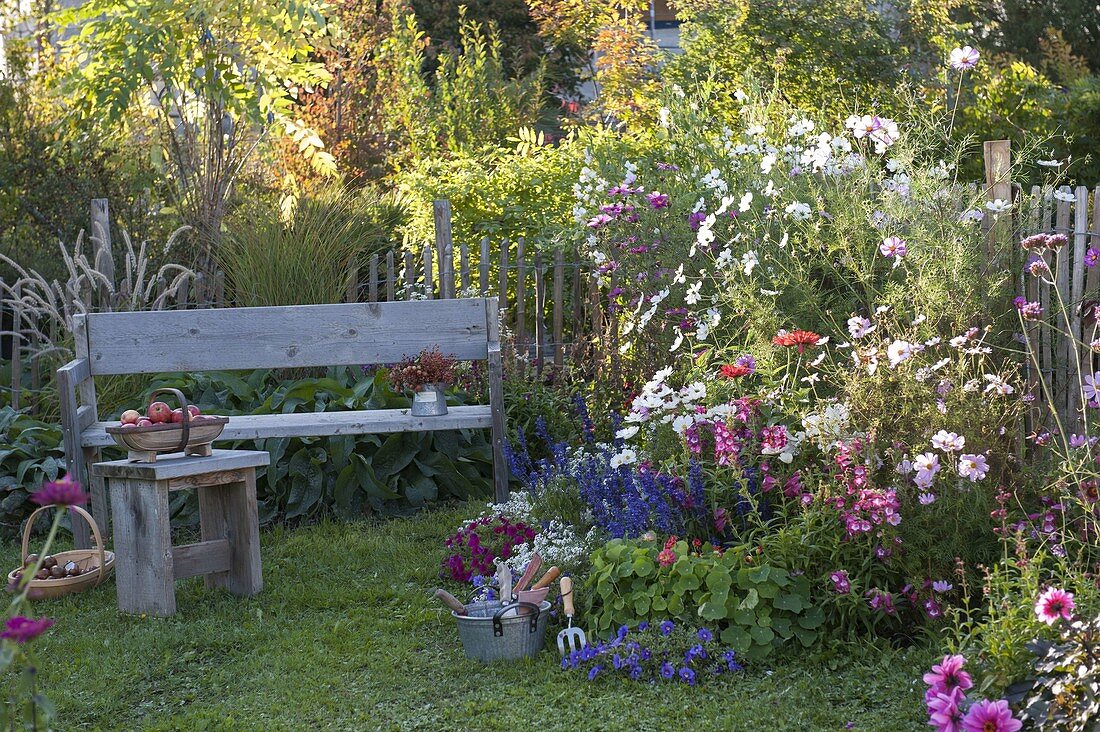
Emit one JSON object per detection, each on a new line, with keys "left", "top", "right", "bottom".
{"left": 760, "top": 153, "right": 777, "bottom": 174}
{"left": 741, "top": 250, "right": 759, "bottom": 276}
{"left": 739, "top": 191, "right": 754, "bottom": 211}
{"left": 785, "top": 201, "right": 812, "bottom": 220}
{"left": 931, "top": 430, "right": 965, "bottom": 452}
{"left": 1053, "top": 190, "right": 1075, "bottom": 203}
{"left": 685, "top": 281, "right": 702, "bottom": 305}
{"left": 887, "top": 340, "right": 914, "bottom": 368}
{"left": 1036, "top": 159, "right": 1061, "bottom": 167}
{"left": 609, "top": 449, "right": 637, "bottom": 469}
{"left": 615, "top": 425, "right": 639, "bottom": 440}
{"left": 847, "top": 316, "right": 875, "bottom": 339}
{"left": 982, "top": 374, "right": 1015, "bottom": 396}
{"left": 985, "top": 198, "right": 1012, "bottom": 213}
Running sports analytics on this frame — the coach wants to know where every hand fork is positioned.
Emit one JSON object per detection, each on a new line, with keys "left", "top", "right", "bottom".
{"left": 556, "top": 575, "right": 587, "bottom": 657}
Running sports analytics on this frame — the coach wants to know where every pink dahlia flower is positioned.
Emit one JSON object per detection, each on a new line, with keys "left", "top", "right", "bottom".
{"left": 1034, "top": 587, "right": 1075, "bottom": 625}
{"left": 923, "top": 655, "right": 973, "bottom": 696}
{"left": 960, "top": 699, "right": 1021, "bottom": 732}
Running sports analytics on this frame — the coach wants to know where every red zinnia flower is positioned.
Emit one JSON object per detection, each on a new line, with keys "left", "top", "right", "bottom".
{"left": 772, "top": 329, "right": 822, "bottom": 353}
{"left": 719, "top": 363, "right": 752, "bottom": 379}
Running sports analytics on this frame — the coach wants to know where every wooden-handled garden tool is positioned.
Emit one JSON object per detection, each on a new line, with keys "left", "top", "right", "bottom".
{"left": 530, "top": 565, "right": 560, "bottom": 591}
{"left": 432, "top": 588, "right": 467, "bottom": 615}
{"left": 556, "top": 575, "right": 587, "bottom": 657}
{"left": 511, "top": 553, "right": 543, "bottom": 597}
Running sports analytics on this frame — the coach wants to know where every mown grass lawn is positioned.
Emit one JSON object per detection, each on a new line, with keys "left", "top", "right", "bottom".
{"left": 7, "top": 503, "right": 932, "bottom": 730}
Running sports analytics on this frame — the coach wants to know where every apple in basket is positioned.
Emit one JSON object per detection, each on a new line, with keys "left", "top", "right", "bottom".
{"left": 120, "top": 409, "right": 141, "bottom": 425}
{"left": 136, "top": 418, "right": 153, "bottom": 427}
{"left": 147, "top": 401, "right": 172, "bottom": 424}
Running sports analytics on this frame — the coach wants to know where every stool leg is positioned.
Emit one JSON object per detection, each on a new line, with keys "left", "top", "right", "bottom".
{"left": 109, "top": 478, "right": 175, "bottom": 616}
{"left": 198, "top": 471, "right": 262, "bottom": 596}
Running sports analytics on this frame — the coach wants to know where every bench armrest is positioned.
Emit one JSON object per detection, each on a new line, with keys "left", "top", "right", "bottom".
{"left": 57, "top": 357, "right": 91, "bottom": 384}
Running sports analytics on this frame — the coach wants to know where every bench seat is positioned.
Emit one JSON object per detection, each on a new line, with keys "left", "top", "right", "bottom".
{"left": 79, "top": 405, "right": 493, "bottom": 448}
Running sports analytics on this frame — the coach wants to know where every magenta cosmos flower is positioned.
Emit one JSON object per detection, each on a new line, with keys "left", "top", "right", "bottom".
{"left": 30, "top": 474, "right": 89, "bottom": 507}
{"left": 1034, "top": 587, "right": 1075, "bottom": 625}
{"left": 923, "top": 655, "right": 973, "bottom": 697}
{"left": 0, "top": 615, "right": 54, "bottom": 643}
{"left": 645, "top": 191, "right": 670, "bottom": 209}
{"left": 960, "top": 699, "right": 1021, "bottom": 732}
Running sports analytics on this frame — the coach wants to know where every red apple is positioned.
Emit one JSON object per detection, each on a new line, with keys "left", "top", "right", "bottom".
{"left": 186, "top": 405, "right": 201, "bottom": 418}
{"left": 120, "top": 409, "right": 141, "bottom": 425}
{"left": 136, "top": 419, "right": 153, "bottom": 428}
{"left": 170, "top": 408, "right": 185, "bottom": 424}
{"left": 147, "top": 401, "right": 171, "bottom": 424}
{"left": 119, "top": 423, "right": 137, "bottom": 430}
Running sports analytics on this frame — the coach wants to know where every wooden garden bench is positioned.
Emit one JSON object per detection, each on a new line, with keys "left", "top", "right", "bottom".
{"left": 56, "top": 298, "right": 508, "bottom": 548}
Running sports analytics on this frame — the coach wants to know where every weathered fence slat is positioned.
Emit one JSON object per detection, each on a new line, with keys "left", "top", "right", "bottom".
{"left": 423, "top": 245, "right": 434, "bottom": 300}
{"left": 534, "top": 252, "right": 545, "bottom": 367}
{"left": 479, "top": 237, "right": 490, "bottom": 297}
{"left": 498, "top": 239, "right": 509, "bottom": 312}
{"left": 404, "top": 251, "right": 414, "bottom": 297}
{"left": 460, "top": 242, "right": 470, "bottom": 293}
{"left": 515, "top": 237, "right": 527, "bottom": 352}
{"left": 553, "top": 249, "right": 565, "bottom": 368}
{"left": 369, "top": 254, "right": 379, "bottom": 303}
{"left": 386, "top": 251, "right": 396, "bottom": 302}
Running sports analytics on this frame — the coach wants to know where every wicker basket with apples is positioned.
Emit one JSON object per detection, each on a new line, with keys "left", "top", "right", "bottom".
{"left": 106, "top": 388, "right": 228, "bottom": 462}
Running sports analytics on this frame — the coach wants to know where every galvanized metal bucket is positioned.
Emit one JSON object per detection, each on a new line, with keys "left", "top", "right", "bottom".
{"left": 452, "top": 600, "right": 551, "bottom": 662}
{"left": 411, "top": 383, "right": 448, "bottom": 416}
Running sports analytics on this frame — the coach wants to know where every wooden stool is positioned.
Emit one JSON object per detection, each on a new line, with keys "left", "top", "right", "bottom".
{"left": 92, "top": 449, "right": 268, "bottom": 617}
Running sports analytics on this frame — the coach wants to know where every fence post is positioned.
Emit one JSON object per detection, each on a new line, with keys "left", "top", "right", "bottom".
{"left": 10, "top": 282, "right": 21, "bottom": 411}
{"left": 433, "top": 200, "right": 455, "bottom": 299}
{"left": 90, "top": 199, "right": 115, "bottom": 311}
{"left": 982, "top": 140, "right": 1012, "bottom": 265}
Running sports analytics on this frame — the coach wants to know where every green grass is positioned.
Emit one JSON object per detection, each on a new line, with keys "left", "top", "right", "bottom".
{"left": 8, "top": 504, "right": 932, "bottom": 730}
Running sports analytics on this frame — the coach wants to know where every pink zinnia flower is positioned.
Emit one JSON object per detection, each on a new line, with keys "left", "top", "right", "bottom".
{"left": 927, "top": 686, "right": 965, "bottom": 732}
{"left": 960, "top": 699, "right": 1021, "bottom": 732}
{"left": 0, "top": 615, "right": 54, "bottom": 643}
{"left": 923, "top": 655, "right": 973, "bottom": 696}
{"left": 30, "top": 474, "right": 89, "bottom": 507}
{"left": 1034, "top": 587, "right": 1075, "bottom": 625}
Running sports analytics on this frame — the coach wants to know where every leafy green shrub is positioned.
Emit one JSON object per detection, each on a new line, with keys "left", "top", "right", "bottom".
{"left": 588, "top": 538, "right": 823, "bottom": 660}
{"left": 139, "top": 367, "right": 493, "bottom": 523}
{"left": 1011, "top": 614, "right": 1100, "bottom": 731}
{"left": 0, "top": 407, "right": 66, "bottom": 535}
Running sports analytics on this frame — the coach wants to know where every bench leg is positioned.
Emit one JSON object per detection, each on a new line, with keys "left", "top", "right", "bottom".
{"left": 198, "top": 471, "right": 262, "bottom": 596}
{"left": 110, "top": 478, "right": 175, "bottom": 616}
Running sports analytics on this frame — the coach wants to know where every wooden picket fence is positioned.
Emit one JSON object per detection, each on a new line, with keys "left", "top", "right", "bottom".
{"left": 1016, "top": 182, "right": 1100, "bottom": 436}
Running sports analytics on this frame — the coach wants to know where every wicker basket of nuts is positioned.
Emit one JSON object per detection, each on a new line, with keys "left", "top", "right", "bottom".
{"left": 7, "top": 505, "right": 114, "bottom": 600}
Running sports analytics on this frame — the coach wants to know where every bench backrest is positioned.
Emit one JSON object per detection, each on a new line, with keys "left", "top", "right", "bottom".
{"left": 76, "top": 298, "right": 498, "bottom": 376}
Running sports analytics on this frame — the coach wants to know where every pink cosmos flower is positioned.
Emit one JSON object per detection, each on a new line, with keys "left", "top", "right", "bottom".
{"left": 949, "top": 46, "right": 980, "bottom": 71}
{"left": 958, "top": 454, "right": 989, "bottom": 482}
{"left": 880, "top": 236, "right": 907, "bottom": 264}
{"left": 960, "top": 700, "right": 1021, "bottom": 732}
{"left": 927, "top": 686, "right": 965, "bottom": 732}
{"left": 1034, "top": 587, "right": 1075, "bottom": 625}
{"left": 30, "top": 474, "right": 89, "bottom": 507}
{"left": 919, "top": 492, "right": 937, "bottom": 505}
{"left": 923, "top": 655, "right": 973, "bottom": 696}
